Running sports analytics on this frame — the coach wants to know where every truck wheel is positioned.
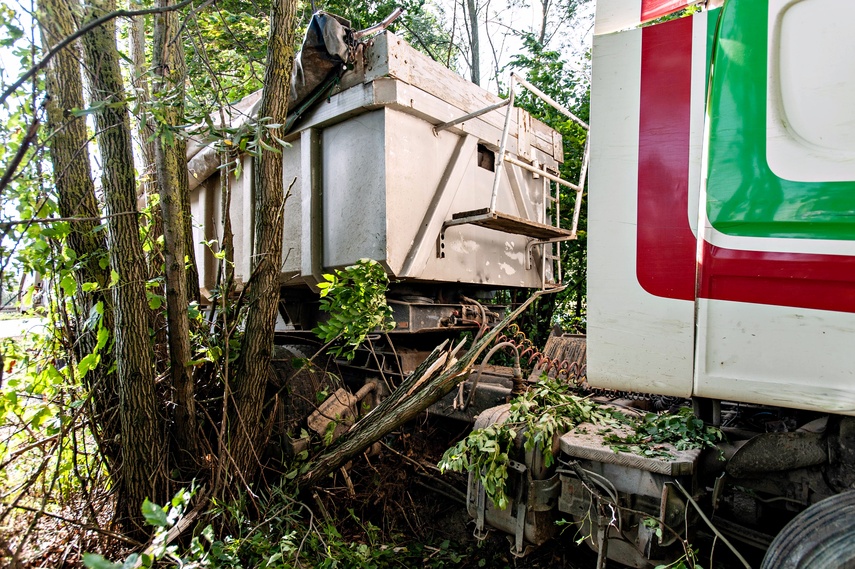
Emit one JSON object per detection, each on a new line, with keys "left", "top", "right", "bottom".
{"left": 761, "top": 491, "right": 855, "bottom": 569}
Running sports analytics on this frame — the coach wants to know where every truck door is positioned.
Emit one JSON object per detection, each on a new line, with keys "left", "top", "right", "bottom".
{"left": 693, "top": 0, "right": 855, "bottom": 413}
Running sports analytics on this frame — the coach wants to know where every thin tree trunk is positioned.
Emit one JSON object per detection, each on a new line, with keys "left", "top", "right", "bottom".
{"left": 538, "top": 0, "right": 550, "bottom": 45}
{"left": 152, "top": 0, "right": 202, "bottom": 466}
{"left": 466, "top": 0, "right": 480, "bottom": 85}
{"left": 130, "top": 15, "right": 158, "bottom": 205}
{"left": 130, "top": 14, "right": 170, "bottom": 369}
{"left": 81, "top": 0, "right": 165, "bottom": 536}
{"left": 39, "top": 0, "right": 119, "bottom": 462}
{"left": 183, "top": 176, "right": 200, "bottom": 304}
{"left": 226, "top": 0, "right": 298, "bottom": 486}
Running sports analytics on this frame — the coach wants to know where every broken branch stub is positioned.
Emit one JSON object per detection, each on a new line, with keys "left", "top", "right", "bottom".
{"left": 297, "top": 288, "right": 562, "bottom": 488}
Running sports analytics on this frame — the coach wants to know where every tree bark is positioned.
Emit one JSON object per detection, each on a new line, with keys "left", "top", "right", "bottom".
{"left": 81, "top": 0, "right": 166, "bottom": 536}
{"left": 131, "top": 15, "right": 158, "bottom": 205}
{"left": 225, "top": 0, "right": 298, "bottom": 487}
{"left": 152, "top": 0, "right": 203, "bottom": 466}
{"left": 465, "top": 0, "right": 480, "bottom": 85}
{"left": 130, "top": 14, "right": 170, "bottom": 370}
{"left": 299, "top": 290, "right": 552, "bottom": 488}
{"left": 538, "top": 0, "right": 551, "bottom": 45}
{"left": 39, "top": 0, "right": 119, "bottom": 461}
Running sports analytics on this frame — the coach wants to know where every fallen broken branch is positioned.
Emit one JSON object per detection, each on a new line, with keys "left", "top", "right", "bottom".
{"left": 298, "top": 287, "right": 563, "bottom": 488}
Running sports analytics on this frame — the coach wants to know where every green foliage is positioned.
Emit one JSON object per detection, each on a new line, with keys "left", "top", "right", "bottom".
{"left": 313, "top": 258, "right": 394, "bottom": 360}
{"left": 184, "top": 1, "right": 270, "bottom": 105}
{"left": 83, "top": 487, "right": 229, "bottom": 569}
{"left": 603, "top": 408, "right": 725, "bottom": 459}
{"left": 87, "top": 485, "right": 470, "bottom": 569}
{"left": 438, "top": 378, "right": 610, "bottom": 509}
{"left": 653, "top": 545, "right": 704, "bottom": 569}
{"left": 646, "top": 5, "right": 702, "bottom": 26}
{"left": 0, "top": 326, "right": 107, "bottom": 509}
{"left": 317, "top": 0, "right": 455, "bottom": 63}
{"left": 505, "top": 34, "right": 591, "bottom": 339}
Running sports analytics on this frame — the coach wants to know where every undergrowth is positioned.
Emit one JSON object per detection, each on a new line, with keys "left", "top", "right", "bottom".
{"left": 83, "top": 486, "right": 471, "bottom": 569}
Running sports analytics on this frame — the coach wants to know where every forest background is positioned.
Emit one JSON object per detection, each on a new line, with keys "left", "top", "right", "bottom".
{"left": 0, "top": 0, "right": 592, "bottom": 564}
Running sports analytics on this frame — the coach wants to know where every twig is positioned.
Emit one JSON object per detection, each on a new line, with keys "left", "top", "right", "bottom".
{"left": 0, "top": 0, "right": 209, "bottom": 107}
{"left": 0, "top": 117, "right": 40, "bottom": 199}
{"left": 0, "top": 210, "right": 137, "bottom": 229}
{"left": 0, "top": 502, "right": 140, "bottom": 546}
{"left": 0, "top": 433, "right": 60, "bottom": 471}
{"left": 413, "top": 477, "right": 466, "bottom": 505}
{"left": 339, "top": 467, "right": 356, "bottom": 498}
{"left": 671, "top": 481, "right": 751, "bottom": 569}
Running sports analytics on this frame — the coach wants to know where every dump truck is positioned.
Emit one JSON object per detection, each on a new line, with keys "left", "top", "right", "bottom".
{"left": 188, "top": 2, "right": 855, "bottom": 566}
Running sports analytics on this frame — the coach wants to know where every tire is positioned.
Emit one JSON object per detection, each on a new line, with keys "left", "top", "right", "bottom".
{"left": 761, "top": 491, "right": 855, "bottom": 569}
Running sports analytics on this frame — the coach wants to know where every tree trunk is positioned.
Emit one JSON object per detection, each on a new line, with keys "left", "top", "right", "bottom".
{"left": 465, "top": 0, "right": 480, "bottom": 85}
{"left": 131, "top": 15, "right": 158, "bottom": 206}
{"left": 81, "top": 0, "right": 166, "bottom": 536}
{"left": 538, "top": 0, "right": 551, "bottom": 45}
{"left": 225, "top": 0, "right": 298, "bottom": 488}
{"left": 182, "top": 178, "right": 200, "bottom": 304}
{"left": 152, "top": 0, "right": 203, "bottom": 467}
{"left": 130, "top": 14, "right": 170, "bottom": 370}
{"left": 39, "top": 0, "right": 119, "bottom": 461}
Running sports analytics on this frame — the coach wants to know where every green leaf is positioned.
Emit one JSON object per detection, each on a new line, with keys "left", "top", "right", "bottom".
{"left": 78, "top": 353, "right": 100, "bottom": 379}
{"left": 60, "top": 274, "right": 76, "bottom": 296}
{"left": 141, "top": 498, "right": 168, "bottom": 527}
{"left": 148, "top": 294, "right": 163, "bottom": 310}
{"left": 82, "top": 553, "right": 122, "bottom": 569}
{"left": 96, "top": 326, "right": 110, "bottom": 351}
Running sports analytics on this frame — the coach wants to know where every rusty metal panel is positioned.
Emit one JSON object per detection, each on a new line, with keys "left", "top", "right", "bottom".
{"left": 529, "top": 333, "right": 587, "bottom": 381}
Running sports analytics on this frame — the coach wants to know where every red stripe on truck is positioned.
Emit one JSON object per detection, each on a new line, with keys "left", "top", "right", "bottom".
{"left": 635, "top": 13, "right": 855, "bottom": 313}
{"left": 636, "top": 16, "right": 696, "bottom": 301}
{"left": 699, "top": 244, "right": 855, "bottom": 313}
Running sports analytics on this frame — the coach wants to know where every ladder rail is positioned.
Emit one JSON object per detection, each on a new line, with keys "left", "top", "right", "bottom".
{"left": 489, "top": 77, "right": 517, "bottom": 212}
{"left": 438, "top": 70, "right": 590, "bottom": 287}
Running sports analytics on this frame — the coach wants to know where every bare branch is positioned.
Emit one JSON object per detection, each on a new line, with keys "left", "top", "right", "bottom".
{"left": 0, "top": 117, "right": 40, "bottom": 199}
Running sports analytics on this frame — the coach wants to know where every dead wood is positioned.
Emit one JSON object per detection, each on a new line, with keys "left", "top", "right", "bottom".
{"left": 298, "top": 288, "right": 562, "bottom": 488}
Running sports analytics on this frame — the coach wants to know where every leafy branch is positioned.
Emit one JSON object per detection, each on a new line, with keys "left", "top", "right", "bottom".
{"left": 603, "top": 408, "right": 724, "bottom": 459}
{"left": 438, "top": 378, "right": 613, "bottom": 509}
{"left": 313, "top": 258, "right": 394, "bottom": 361}
{"left": 0, "top": 0, "right": 208, "bottom": 108}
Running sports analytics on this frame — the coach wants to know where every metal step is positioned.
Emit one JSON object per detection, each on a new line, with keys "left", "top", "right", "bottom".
{"left": 447, "top": 208, "right": 575, "bottom": 240}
